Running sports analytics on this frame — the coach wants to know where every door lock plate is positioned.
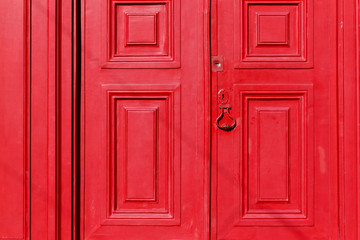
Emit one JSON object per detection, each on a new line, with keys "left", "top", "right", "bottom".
{"left": 211, "top": 56, "right": 224, "bottom": 72}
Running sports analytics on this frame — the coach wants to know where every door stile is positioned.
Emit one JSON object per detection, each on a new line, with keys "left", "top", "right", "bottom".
{"left": 337, "top": 0, "right": 345, "bottom": 238}
{"left": 210, "top": 0, "right": 218, "bottom": 239}
{"left": 341, "top": 0, "right": 360, "bottom": 238}
{"left": 335, "top": 0, "right": 360, "bottom": 238}
{"left": 203, "top": 0, "right": 212, "bottom": 239}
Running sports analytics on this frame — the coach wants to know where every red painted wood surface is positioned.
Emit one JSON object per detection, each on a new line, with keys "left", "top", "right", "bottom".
{"left": 0, "top": 1, "right": 30, "bottom": 238}
{"left": 80, "top": 0, "right": 209, "bottom": 239}
{"left": 30, "top": 0, "right": 57, "bottom": 238}
{"left": 211, "top": 0, "right": 359, "bottom": 239}
{"left": 0, "top": 0, "right": 359, "bottom": 239}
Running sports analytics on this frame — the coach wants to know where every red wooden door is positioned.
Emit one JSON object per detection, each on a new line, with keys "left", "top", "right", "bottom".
{"left": 0, "top": 0, "right": 358, "bottom": 239}
{"left": 211, "top": 0, "right": 341, "bottom": 239}
{"left": 80, "top": 0, "right": 209, "bottom": 239}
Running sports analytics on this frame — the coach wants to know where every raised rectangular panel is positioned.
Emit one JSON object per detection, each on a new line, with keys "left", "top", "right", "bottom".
{"left": 257, "top": 109, "right": 289, "bottom": 202}
{"left": 258, "top": 14, "right": 289, "bottom": 45}
{"left": 249, "top": 5, "right": 297, "bottom": 56}
{"left": 126, "top": 14, "right": 158, "bottom": 45}
{"left": 103, "top": 0, "right": 180, "bottom": 68}
{"left": 115, "top": 4, "right": 166, "bottom": 56}
{"left": 233, "top": 85, "right": 314, "bottom": 226}
{"left": 234, "top": 0, "right": 313, "bottom": 68}
{"left": 103, "top": 86, "right": 180, "bottom": 226}
{"left": 124, "top": 108, "right": 158, "bottom": 201}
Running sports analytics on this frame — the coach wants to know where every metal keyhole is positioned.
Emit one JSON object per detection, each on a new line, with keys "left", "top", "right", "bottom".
{"left": 218, "top": 89, "right": 229, "bottom": 104}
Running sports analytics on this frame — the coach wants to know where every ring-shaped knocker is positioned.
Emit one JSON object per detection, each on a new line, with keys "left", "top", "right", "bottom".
{"left": 216, "top": 105, "right": 236, "bottom": 131}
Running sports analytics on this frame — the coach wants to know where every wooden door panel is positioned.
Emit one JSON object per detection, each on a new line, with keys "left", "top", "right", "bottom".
{"left": 212, "top": 0, "right": 339, "bottom": 239}
{"left": 234, "top": 0, "right": 313, "bottom": 68}
{"left": 104, "top": 85, "right": 180, "bottom": 226}
{"left": 103, "top": 0, "right": 180, "bottom": 68}
{"left": 81, "top": 0, "right": 208, "bottom": 239}
{"left": 232, "top": 85, "right": 314, "bottom": 227}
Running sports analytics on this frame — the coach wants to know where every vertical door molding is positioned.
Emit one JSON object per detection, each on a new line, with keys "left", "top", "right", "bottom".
{"left": 31, "top": 0, "right": 57, "bottom": 239}
{"left": 339, "top": 0, "right": 360, "bottom": 239}
{"left": 31, "top": 0, "right": 74, "bottom": 239}
{"left": 57, "top": 0, "right": 75, "bottom": 239}
{"left": 357, "top": 0, "right": 360, "bottom": 237}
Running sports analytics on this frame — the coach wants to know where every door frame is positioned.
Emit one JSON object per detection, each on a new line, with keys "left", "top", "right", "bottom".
{"left": 30, "top": 0, "right": 74, "bottom": 238}
{"left": 30, "top": 0, "right": 360, "bottom": 239}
